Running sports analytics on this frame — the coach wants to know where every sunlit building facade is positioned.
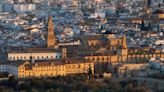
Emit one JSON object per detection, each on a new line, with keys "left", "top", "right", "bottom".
{"left": 1, "top": 60, "right": 94, "bottom": 78}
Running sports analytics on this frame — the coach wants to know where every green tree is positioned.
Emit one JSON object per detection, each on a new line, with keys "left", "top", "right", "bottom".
{"left": 134, "top": 87, "right": 152, "bottom": 92}
{"left": 31, "top": 88, "right": 39, "bottom": 92}
{"left": 54, "top": 88, "right": 61, "bottom": 92}
{"left": 88, "top": 65, "right": 93, "bottom": 78}
{"left": 140, "top": 80, "right": 147, "bottom": 87}
{"left": 2, "top": 88, "right": 16, "bottom": 92}
{"left": 125, "top": 83, "right": 134, "bottom": 92}
{"left": 148, "top": 22, "right": 152, "bottom": 31}
{"left": 46, "top": 88, "right": 55, "bottom": 92}
{"left": 141, "top": 19, "right": 145, "bottom": 30}
{"left": 111, "top": 82, "right": 121, "bottom": 92}
{"left": 105, "top": 0, "right": 111, "bottom": 3}
{"left": 8, "top": 75, "right": 18, "bottom": 90}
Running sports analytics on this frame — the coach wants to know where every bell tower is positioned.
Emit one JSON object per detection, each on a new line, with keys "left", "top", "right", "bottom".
{"left": 122, "top": 36, "right": 127, "bottom": 49}
{"left": 47, "top": 16, "right": 58, "bottom": 48}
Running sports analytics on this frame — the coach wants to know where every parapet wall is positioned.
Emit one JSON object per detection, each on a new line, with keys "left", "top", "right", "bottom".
{"left": 85, "top": 53, "right": 164, "bottom": 63}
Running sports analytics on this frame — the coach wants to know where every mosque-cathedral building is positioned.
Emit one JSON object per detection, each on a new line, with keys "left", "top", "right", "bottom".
{"left": 46, "top": 15, "right": 164, "bottom": 63}
{"left": 83, "top": 33, "right": 164, "bottom": 63}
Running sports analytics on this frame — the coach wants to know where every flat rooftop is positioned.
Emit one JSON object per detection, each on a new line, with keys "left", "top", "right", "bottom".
{"left": 8, "top": 48, "right": 61, "bottom": 53}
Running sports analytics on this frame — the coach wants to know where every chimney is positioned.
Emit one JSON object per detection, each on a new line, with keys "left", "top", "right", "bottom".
{"left": 62, "top": 48, "right": 67, "bottom": 59}
{"left": 30, "top": 56, "right": 35, "bottom": 64}
{"left": 65, "top": 60, "right": 68, "bottom": 64}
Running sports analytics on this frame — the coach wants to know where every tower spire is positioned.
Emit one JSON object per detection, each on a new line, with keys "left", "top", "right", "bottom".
{"left": 122, "top": 35, "right": 127, "bottom": 49}
{"left": 47, "top": 16, "right": 57, "bottom": 48}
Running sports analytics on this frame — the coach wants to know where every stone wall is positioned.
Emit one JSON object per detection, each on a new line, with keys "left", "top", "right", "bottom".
{"left": 85, "top": 53, "right": 164, "bottom": 63}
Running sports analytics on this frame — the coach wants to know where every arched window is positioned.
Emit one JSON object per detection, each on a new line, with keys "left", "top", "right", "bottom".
{"left": 102, "top": 57, "right": 104, "bottom": 61}
{"left": 106, "top": 57, "right": 109, "bottom": 60}
{"left": 97, "top": 57, "right": 99, "bottom": 61}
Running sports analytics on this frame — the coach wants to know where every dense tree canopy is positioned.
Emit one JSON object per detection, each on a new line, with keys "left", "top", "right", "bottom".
{"left": 0, "top": 75, "right": 155, "bottom": 92}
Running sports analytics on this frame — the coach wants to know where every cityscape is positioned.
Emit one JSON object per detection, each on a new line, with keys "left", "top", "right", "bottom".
{"left": 0, "top": 0, "right": 164, "bottom": 92}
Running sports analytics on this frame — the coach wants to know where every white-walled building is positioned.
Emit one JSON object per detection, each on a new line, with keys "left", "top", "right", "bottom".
{"left": 90, "top": 12, "right": 105, "bottom": 18}
{"left": 8, "top": 52, "right": 62, "bottom": 61}
{"left": 155, "top": 40, "right": 164, "bottom": 45}
{"left": 0, "top": 62, "right": 8, "bottom": 73}
{"left": 32, "top": 0, "right": 45, "bottom": 3}
{"left": 58, "top": 40, "right": 81, "bottom": 46}
{"left": 14, "top": 3, "right": 36, "bottom": 13}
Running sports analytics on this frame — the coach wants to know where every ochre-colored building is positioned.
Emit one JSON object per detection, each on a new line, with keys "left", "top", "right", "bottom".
{"left": 81, "top": 34, "right": 127, "bottom": 51}
{"left": 7, "top": 60, "right": 94, "bottom": 78}
{"left": 82, "top": 34, "right": 106, "bottom": 47}
{"left": 108, "top": 35, "right": 127, "bottom": 50}
{"left": 85, "top": 53, "right": 164, "bottom": 63}
{"left": 85, "top": 55, "right": 127, "bottom": 63}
